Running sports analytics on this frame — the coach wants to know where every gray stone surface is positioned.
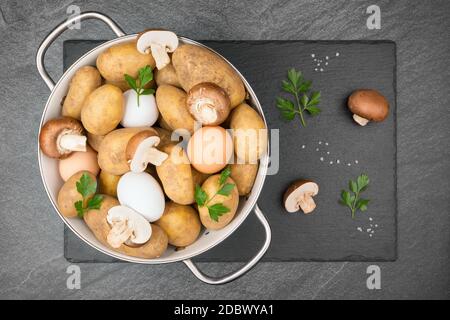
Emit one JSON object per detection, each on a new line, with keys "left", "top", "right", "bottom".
{"left": 0, "top": 0, "right": 449, "bottom": 299}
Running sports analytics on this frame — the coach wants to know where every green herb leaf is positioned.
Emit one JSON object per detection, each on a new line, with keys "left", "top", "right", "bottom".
{"left": 208, "top": 203, "right": 230, "bottom": 222}
{"left": 339, "top": 174, "right": 370, "bottom": 218}
{"left": 138, "top": 65, "right": 153, "bottom": 87}
{"left": 349, "top": 180, "right": 358, "bottom": 193}
{"left": 194, "top": 184, "right": 208, "bottom": 207}
{"left": 300, "top": 94, "right": 309, "bottom": 107}
{"left": 87, "top": 194, "right": 103, "bottom": 210}
{"left": 287, "top": 68, "right": 302, "bottom": 88}
{"left": 124, "top": 74, "right": 137, "bottom": 91}
{"left": 305, "top": 106, "right": 321, "bottom": 116}
{"left": 309, "top": 91, "right": 321, "bottom": 105}
{"left": 276, "top": 97, "right": 295, "bottom": 111}
{"left": 217, "top": 183, "right": 235, "bottom": 196}
{"left": 219, "top": 166, "right": 231, "bottom": 186}
{"left": 76, "top": 173, "right": 97, "bottom": 199}
{"left": 125, "top": 66, "right": 154, "bottom": 106}
{"left": 140, "top": 88, "right": 155, "bottom": 95}
{"left": 298, "top": 80, "right": 312, "bottom": 93}
{"left": 356, "top": 198, "right": 370, "bottom": 211}
{"left": 74, "top": 200, "right": 85, "bottom": 218}
{"left": 357, "top": 174, "right": 370, "bottom": 192}
{"left": 276, "top": 68, "right": 321, "bottom": 127}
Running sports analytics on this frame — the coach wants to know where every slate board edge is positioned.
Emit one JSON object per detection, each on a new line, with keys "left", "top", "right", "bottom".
{"left": 62, "top": 39, "right": 398, "bottom": 263}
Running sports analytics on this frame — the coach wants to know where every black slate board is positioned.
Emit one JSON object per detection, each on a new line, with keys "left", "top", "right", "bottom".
{"left": 64, "top": 40, "right": 397, "bottom": 262}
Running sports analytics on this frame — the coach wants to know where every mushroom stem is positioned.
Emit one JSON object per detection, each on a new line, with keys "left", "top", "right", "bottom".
{"left": 107, "top": 218, "right": 134, "bottom": 248}
{"left": 297, "top": 192, "right": 317, "bottom": 214}
{"left": 353, "top": 114, "right": 370, "bottom": 126}
{"left": 58, "top": 133, "right": 87, "bottom": 153}
{"left": 150, "top": 43, "right": 171, "bottom": 70}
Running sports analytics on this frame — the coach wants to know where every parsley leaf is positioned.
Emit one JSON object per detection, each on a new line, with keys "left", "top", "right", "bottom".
{"left": 124, "top": 65, "right": 154, "bottom": 106}
{"left": 194, "top": 184, "right": 208, "bottom": 207}
{"left": 76, "top": 173, "right": 97, "bottom": 199}
{"left": 217, "top": 183, "right": 235, "bottom": 196}
{"left": 208, "top": 204, "right": 230, "bottom": 222}
{"left": 219, "top": 166, "right": 231, "bottom": 185}
{"left": 194, "top": 167, "right": 235, "bottom": 222}
{"left": 340, "top": 174, "right": 370, "bottom": 218}
{"left": 276, "top": 68, "right": 321, "bottom": 127}
{"left": 73, "top": 173, "right": 103, "bottom": 218}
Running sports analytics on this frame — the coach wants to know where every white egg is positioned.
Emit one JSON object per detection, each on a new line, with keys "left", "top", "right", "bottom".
{"left": 117, "top": 172, "right": 165, "bottom": 222}
{"left": 121, "top": 89, "right": 159, "bottom": 127}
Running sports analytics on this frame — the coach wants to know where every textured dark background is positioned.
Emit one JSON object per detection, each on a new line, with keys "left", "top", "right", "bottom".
{"left": 0, "top": 0, "right": 449, "bottom": 299}
{"left": 64, "top": 40, "right": 397, "bottom": 262}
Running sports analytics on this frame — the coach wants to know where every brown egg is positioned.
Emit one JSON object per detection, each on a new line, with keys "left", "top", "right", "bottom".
{"left": 187, "top": 126, "right": 233, "bottom": 174}
{"left": 59, "top": 145, "right": 100, "bottom": 181}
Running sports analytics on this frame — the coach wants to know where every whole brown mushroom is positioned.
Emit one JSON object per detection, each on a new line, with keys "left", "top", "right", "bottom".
{"left": 187, "top": 82, "right": 231, "bottom": 126}
{"left": 347, "top": 89, "right": 389, "bottom": 126}
{"left": 39, "top": 117, "right": 87, "bottom": 159}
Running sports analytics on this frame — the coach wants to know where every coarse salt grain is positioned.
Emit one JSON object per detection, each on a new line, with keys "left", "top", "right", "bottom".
{"left": 336, "top": 52, "right": 340, "bottom": 56}
{"left": 316, "top": 148, "right": 319, "bottom": 151}
{"left": 357, "top": 227, "right": 363, "bottom": 232}
{"left": 330, "top": 161, "right": 333, "bottom": 165}
{"left": 301, "top": 145, "right": 306, "bottom": 149}
{"left": 311, "top": 54, "right": 315, "bottom": 58}
{"left": 320, "top": 157, "right": 324, "bottom": 161}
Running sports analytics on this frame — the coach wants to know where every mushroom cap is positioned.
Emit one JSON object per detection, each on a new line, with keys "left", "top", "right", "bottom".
{"left": 125, "top": 128, "right": 159, "bottom": 161}
{"left": 187, "top": 82, "right": 231, "bottom": 125}
{"left": 136, "top": 30, "right": 179, "bottom": 53}
{"left": 283, "top": 180, "right": 319, "bottom": 213}
{"left": 39, "top": 117, "right": 84, "bottom": 159}
{"left": 348, "top": 89, "right": 389, "bottom": 122}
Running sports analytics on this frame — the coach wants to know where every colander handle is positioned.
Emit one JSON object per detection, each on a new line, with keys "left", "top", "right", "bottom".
{"left": 183, "top": 204, "right": 271, "bottom": 285}
{"left": 36, "top": 11, "right": 125, "bottom": 91}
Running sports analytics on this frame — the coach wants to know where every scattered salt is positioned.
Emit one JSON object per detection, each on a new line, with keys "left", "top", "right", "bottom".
{"left": 369, "top": 234, "right": 373, "bottom": 237}
{"left": 337, "top": 160, "right": 340, "bottom": 164}
{"left": 375, "top": 224, "right": 378, "bottom": 227}
{"left": 311, "top": 54, "right": 315, "bottom": 58}
{"left": 355, "top": 160, "right": 359, "bottom": 164}
{"left": 320, "top": 157, "right": 324, "bottom": 161}
{"left": 316, "top": 148, "right": 319, "bottom": 151}
{"left": 326, "top": 56, "right": 329, "bottom": 60}
{"left": 325, "top": 142, "right": 329, "bottom": 146}
{"left": 320, "top": 68, "right": 324, "bottom": 72}
{"left": 369, "top": 217, "right": 373, "bottom": 221}
{"left": 329, "top": 161, "right": 333, "bottom": 165}
{"left": 336, "top": 52, "right": 340, "bottom": 56}
{"left": 357, "top": 227, "right": 363, "bottom": 232}
{"left": 367, "top": 228, "right": 371, "bottom": 232}
{"left": 318, "top": 141, "right": 322, "bottom": 144}
{"left": 301, "top": 145, "right": 306, "bottom": 149}
{"left": 327, "top": 151, "right": 330, "bottom": 155}
{"left": 347, "top": 163, "right": 351, "bottom": 166}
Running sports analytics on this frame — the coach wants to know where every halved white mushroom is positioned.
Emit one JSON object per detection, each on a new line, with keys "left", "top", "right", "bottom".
{"left": 283, "top": 180, "right": 319, "bottom": 214}
{"left": 106, "top": 205, "right": 152, "bottom": 248}
{"left": 136, "top": 30, "right": 179, "bottom": 70}
{"left": 126, "top": 130, "right": 168, "bottom": 172}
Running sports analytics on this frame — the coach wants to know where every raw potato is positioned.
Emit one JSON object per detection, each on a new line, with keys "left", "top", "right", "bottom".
{"left": 230, "top": 103, "right": 267, "bottom": 163}
{"left": 199, "top": 175, "right": 239, "bottom": 230}
{"left": 87, "top": 132, "right": 105, "bottom": 152}
{"left": 98, "top": 170, "right": 121, "bottom": 197}
{"left": 96, "top": 41, "right": 155, "bottom": 83}
{"left": 155, "top": 63, "right": 181, "bottom": 88}
{"left": 155, "top": 202, "right": 201, "bottom": 247}
{"left": 156, "top": 143, "right": 195, "bottom": 205}
{"left": 172, "top": 44, "right": 245, "bottom": 108}
{"left": 62, "top": 66, "right": 101, "bottom": 120}
{"left": 83, "top": 195, "right": 168, "bottom": 259}
{"left": 98, "top": 127, "right": 147, "bottom": 175}
{"left": 57, "top": 171, "right": 96, "bottom": 218}
{"left": 155, "top": 85, "right": 196, "bottom": 134}
{"left": 230, "top": 160, "right": 258, "bottom": 196}
{"left": 81, "top": 84, "right": 124, "bottom": 135}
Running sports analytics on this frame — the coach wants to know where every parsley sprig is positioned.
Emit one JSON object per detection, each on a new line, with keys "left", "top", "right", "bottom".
{"left": 195, "top": 167, "right": 235, "bottom": 222}
{"left": 74, "top": 173, "right": 103, "bottom": 218}
{"left": 340, "top": 174, "right": 370, "bottom": 218}
{"left": 124, "top": 65, "right": 155, "bottom": 106}
{"left": 276, "top": 68, "right": 321, "bottom": 127}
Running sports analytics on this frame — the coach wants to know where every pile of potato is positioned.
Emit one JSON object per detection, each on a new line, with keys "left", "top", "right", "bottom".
{"left": 39, "top": 33, "right": 267, "bottom": 259}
